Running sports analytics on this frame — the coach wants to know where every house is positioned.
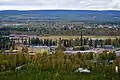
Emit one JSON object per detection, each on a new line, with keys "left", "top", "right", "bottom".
{"left": 29, "top": 46, "right": 50, "bottom": 54}
{"left": 9, "top": 34, "right": 28, "bottom": 43}
{"left": 90, "top": 48, "right": 104, "bottom": 53}
{"left": 64, "top": 50, "right": 97, "bottom": 54}
{"left": 4, "top": 50, "right": 20, "bottom": 54}
{"left": 64, "top": 48, "right": 104, "bottom": 54}
{"left": 104, "top": 45, "right": 115, "bottom": 51}
{"left": 115, "top": 51, "right": 120, "bottom": 57}
{"left": 9, "top": 34, "right": 39, "bottom": 44}
{"left": 66, "top": 47, "right": 73, "bottom": 51}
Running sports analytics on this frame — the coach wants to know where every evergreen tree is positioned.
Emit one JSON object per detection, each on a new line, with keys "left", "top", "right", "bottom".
{"left": 28, "top": 37, "right": 31, "bottom": 45}
{"left": 89, "top": 39, "right": 93, "bottom": 48}
{"left": 80, "top": 32, "right": 83, "bottom": 46}
{"left": 94, "top": 39, "right": 98, "bottom": 48}
{"left": 112, "top": 39, "right": 117, "bottom": 47}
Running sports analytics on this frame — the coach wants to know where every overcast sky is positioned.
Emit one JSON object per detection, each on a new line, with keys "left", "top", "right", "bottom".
{"left": 0, "top": 0, "right": 120, "bottom": 10}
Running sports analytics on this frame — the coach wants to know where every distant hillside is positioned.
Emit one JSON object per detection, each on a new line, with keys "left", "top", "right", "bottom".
{"left": 0, "top": 10, "right": 120, "bottom": 22}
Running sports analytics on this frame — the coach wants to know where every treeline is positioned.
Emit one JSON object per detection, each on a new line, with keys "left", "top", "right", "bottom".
{"left": 27, "top": 37, "right": 120, "bottom": 48}
{"left": 62, "top": 38, "right": 120, "bottom": 48}
{"left": 1, "top": 36, "right": 120, "bottom": 51}
{"left": 0, "top": 52, "right": 27, "bottom": 72}
{"left": 0, "top": 49, "right": 119, "bottom": 80}
{"left": 0, "top": 27, "right": 29, "bottom": 32}
{"left": 1, "top": 24, "right": 120, "bottom": 36}
{"left": 22, "top": 38, "right": 58, "bottom": 46}
{"left": 0, "top": 31, "right": 10, "bottom": 36}
{"left": 0, "top": 36, "right": 15, "bottom": 50}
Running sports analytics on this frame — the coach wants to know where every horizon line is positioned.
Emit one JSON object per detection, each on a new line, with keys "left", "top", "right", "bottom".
{"left": 0, "top": 9, "right": 120, "bottom": 11}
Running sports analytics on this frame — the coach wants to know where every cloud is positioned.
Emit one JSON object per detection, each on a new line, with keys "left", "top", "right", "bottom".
{"left": 0, "top": 0, "right": 120, "bottom": 10}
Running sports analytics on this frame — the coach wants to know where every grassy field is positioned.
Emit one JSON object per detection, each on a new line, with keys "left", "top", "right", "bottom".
{"left": 40, "top": 36, "right": 120, "bottom": 40}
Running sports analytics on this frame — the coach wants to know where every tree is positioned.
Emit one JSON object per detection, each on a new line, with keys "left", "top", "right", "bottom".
{"left": 105, "top": 38, "right": 112, "bottom": 45}
{"left": 107, "top": 38, "right": 112, "bottom": 45}
{"left": 49, "top": 39, "right": 52, "bottom": 46}
{"left": 99, "top": 39, "right": 104, "bottom": 48}
{"left": 94, "top": 39, "right": 98, "bottom": 48}
{"left": 1, "top": 48, "right": 4, "bottom": 54}
{"left": 99, "top": 53, "right": 108, "bottom": 60}
{"left": 80, "top": 46, "right": 86, "bottom": 51}
{"left": 107, "top": 52, "right": 116, "bottom": 60}
{"left": 87, "top": 52, "right": 93, "bottom": 60}
{"left": 22, "top": 47, "right": 28, "bottom": 53}
{"left": 28, "top": 37, "right": 31, "bottom": 45}
{"left": 118, "top": 38, "right": 120, "bottom": 44}
{"left": 75, "top": 38, "right": 80, "bottom": 46}
{"left": 83, "top": 38, "right": 87, "bottom": 45}
{"left": 80, "top": 32, "right": 83, "bottom": 46}
{"left": 89, "top": 39, "right": 93, "bottom": 48}
{"left": 23, "top": 39, "right": 27, "bottom": 45}
{"left": 112, "top": 39, "right": 117, "bottom": 47}
{"left": 10, "top": 46, "right": 13, "bottom": 52}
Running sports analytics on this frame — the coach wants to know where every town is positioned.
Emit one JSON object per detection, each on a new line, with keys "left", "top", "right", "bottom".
{"left": 0, "top": 10, "right": 120, "bottom": 80}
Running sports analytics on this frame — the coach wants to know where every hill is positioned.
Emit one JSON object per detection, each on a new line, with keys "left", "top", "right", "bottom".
{"left": 0, "top": 10, "right": 120, "bottom": 22}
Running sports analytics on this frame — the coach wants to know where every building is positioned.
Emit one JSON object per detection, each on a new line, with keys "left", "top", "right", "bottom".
{"left": 115, "top": 51, "right": 120, "bottom": 57}
{"left": 9, "top": 34, "right": 39, "bottom": 44}
{"left": 104, "top": 45, "right": 116, "bottom": 51}
{"left": 64, "top": 50, "right": 96, "bottom": 54}
{"left": 64, "top": 48, "right": 104, "bottom": 54}
{"left": 4, "top": 50, "right": 20, "bottom": 54}
{"left": 29, "top": 46, "right": 50, "bottom": 54}
{"left": 10, "top": 34, "right": 28, "bottom": 43}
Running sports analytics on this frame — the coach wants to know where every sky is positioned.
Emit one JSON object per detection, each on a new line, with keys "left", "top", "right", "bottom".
{"left": 0, "top": 0, "right": 120, "bottom": 10}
